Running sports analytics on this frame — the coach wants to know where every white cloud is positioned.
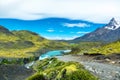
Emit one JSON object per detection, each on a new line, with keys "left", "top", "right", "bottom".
{"left": 0, "top": 0, "right": 120, "bottom": 23}
{"left": 47, "top": 29, "right": 54, "bottom": 32}
{"left": 43, "top": 36, "right": 63, "bottom": 40}
{"left": 44, "top": 36, "right": 79, "bottom": 40}
{"left": 63, "top": 23, "right": 90, "bottom": 27}
{"left": 77, "top": 31, "right": 90, "bottom": 34}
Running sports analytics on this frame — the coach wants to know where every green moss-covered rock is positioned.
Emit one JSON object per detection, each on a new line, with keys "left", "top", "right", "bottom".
{"left": 27, "top": 58, "right": 98, "bottom": 80}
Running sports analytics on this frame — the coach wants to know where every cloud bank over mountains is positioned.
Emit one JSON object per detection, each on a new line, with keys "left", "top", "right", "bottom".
{"left": 0, "top": 0, "right": 120, "bottom": 23}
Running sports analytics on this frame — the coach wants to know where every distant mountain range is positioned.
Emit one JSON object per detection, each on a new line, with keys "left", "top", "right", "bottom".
{"left": 73, "top": 18, "right": 120, "bottom": 43}
{"left": 1, "top": 17, "right": 120, "bottom": 43}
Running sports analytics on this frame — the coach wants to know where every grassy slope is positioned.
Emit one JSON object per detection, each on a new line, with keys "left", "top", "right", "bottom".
{"left": 0, "top": 26, "right": 69, "bottom": 58}
{"left": 27, "top": 58, "right": 98, "bottom": 80}
{"left": 70, "top": 40, "right": 120, "bottom": 55}
{"left": 88, "top": 40, "right": 120, "bottom": 55}
{"left": 0, "top": 29, "right": 48, "bottom": 58}
{"left": 69, "top": 42, "right": 102, "bottom": 54}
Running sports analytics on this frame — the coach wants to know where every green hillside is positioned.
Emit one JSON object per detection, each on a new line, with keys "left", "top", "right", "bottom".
{"left": 69, "top": 42, "right": 102, "bottom": 54}
{"left": 88, "top": 40, "right": 120, "bottom": 55}
{"left": 0, "top": 26, "right": 69, "bottom": 58}
{"left": 70, "top": 40, "right": 120, "bottom": 55}
{"left": 0, "top": 26, "right": 19, "bottom": 41}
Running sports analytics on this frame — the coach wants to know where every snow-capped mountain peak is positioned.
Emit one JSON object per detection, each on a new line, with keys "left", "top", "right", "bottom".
{"left": 73, "top": 18, "right": 120, "bottom": 43}
{"left": 105, "top": 18, "right": 120, "bottom": 30}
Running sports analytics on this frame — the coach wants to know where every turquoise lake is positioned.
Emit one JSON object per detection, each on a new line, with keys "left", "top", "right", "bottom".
{"left": 39, "top": 50, "right": 71, "bottom": 60}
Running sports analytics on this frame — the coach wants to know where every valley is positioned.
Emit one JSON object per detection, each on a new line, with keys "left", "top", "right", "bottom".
{"left": 0, "top": 18, "right": 120, "bottom": 80}
{"left": 1, "top": 0, "right": 120, "bottom": 80}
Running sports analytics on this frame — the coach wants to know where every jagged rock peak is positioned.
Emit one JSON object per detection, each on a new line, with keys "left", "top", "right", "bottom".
{"left": 109, "top": 18, "right": 119, "bottom": 25}
{"left": 105, "top": 18, "right": 120, "bottom": 30}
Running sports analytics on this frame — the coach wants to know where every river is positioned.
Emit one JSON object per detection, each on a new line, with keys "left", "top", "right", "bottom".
{"left": 25, "top": 50, "right": 71, "bottom": 68}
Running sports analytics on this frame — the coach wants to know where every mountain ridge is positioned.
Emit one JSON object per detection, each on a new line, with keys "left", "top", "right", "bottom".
{"left": 0, "top": 25, "right": 13, "bottom": 35}
{"left": 73, "top": 18, "right": 120, "bottom": 43}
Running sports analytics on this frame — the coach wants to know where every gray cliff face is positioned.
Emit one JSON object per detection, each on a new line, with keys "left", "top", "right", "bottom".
{"left": 73, "top": 18, "right": 120, "bottom": 43}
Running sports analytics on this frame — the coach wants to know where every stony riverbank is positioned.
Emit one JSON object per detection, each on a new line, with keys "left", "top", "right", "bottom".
{"left": 56, "top": 54, "right": 120, "bottom": 80}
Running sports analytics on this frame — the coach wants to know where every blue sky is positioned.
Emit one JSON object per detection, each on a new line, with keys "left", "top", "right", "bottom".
{"left": 0, "top": 18, "right": 105, "bottom": 40}
{"left": 0, "top": 0, "right": 120, "bottom": 40}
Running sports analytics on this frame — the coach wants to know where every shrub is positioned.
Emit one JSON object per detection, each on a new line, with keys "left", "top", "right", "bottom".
{"left": 27, "top": 58, "right": 98, "bottom": 80}
{"left": 27, "top": 73, "right": 46, "bottom": 80}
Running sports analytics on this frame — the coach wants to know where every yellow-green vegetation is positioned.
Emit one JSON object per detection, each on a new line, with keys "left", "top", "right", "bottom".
{"left": 27, "top": 58, "right": 98, "bottom": 80}
{"left": 0, "top": 34, "right": 19, "bottom": 42}
{"left": 70, "top": 42, "right": 102, "bottom": 54}
{"left": 0, "top": 30, "right": 48, "bottom": 58}
{"left": 0, "top": 26, "right": 69, "bottom": 58}
{"left": 70, "top": 40, "right": 120, "bottom": 55}
{"left": 88, "top": 40, "right": 120, "bottom": 55}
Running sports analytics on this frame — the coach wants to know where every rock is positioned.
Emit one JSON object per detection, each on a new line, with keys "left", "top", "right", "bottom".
{"left": 110, "top": 61, "right": 116, "bottom": 64}
{"left": 105, "top": 58, "right": 111, "bottom": 62}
